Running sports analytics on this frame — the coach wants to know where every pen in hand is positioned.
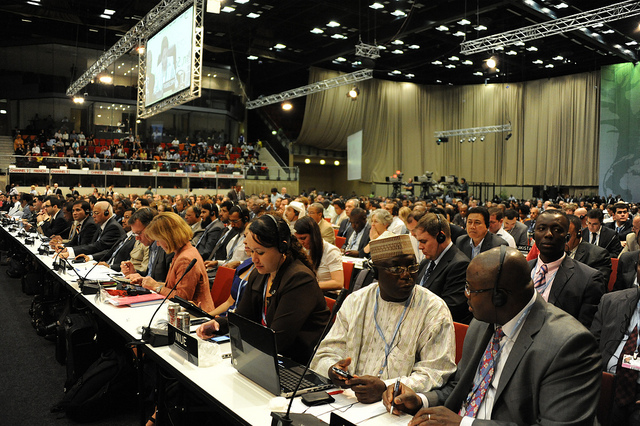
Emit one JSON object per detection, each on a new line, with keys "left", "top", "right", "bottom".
{"left": 390, "top": 378, "right": 401, "bottom": 413}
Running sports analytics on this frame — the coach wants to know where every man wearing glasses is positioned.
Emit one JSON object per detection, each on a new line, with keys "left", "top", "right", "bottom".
{"left": 383, "top": 246, "right": 601, "bottom": 425}
{"left": 311, "top": 233, "right": 456, "bottom": 404}
{"left": 37, "top": 196, "right": 69, "bottom": 237}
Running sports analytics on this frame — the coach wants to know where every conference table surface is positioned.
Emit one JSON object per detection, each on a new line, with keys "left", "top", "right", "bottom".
{"left": 5, "top": 225, "right": 412, "bottom": 426}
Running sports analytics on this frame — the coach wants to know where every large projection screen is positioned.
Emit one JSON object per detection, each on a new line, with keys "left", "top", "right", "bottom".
{"left": 145, "top": 6, "right": 194, "bottom": 107}
{"left": 137, "top": 0, "right": 203, "bottom": 119}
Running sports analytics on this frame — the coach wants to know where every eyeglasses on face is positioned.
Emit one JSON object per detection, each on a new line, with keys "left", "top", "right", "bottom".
{"left": 464, "top": 282, "right": 494, "bottom": 296}
{"left": 379, "top": 264, "right": 420, "bottom": 275}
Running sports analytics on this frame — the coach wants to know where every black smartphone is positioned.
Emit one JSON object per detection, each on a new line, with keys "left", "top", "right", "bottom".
{"left": 331, "top": 366, "right": 353, "bottom": 380}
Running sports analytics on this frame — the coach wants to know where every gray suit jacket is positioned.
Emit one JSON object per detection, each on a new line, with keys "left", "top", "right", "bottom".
{"left": 426, "top": 294, "right": 601, "bottom": 425}
{"left": 613, "top": 249, "right": 639, "bottom": 292}
{"left": 343, "top": 224, "right": 371, "bottom": 258}
{"left": 591, "top": 287, "right": 640, "bottom": 372}
{"left": 456, "top": 232, "right": 508, "bottom": 259}
{"left": 508, "top": 221, "right": 529, "bottom": 247}
{"left": 620, "top": 232, "right": 639, "bottom": 255}
{"left": 582, "top": 226, "right": 622, "bottom": 258}
{"left": 528, "top": 256, "right": 604, "bottom": 328}
{"left": 195, "top": 219, "right": 225, "bottom": 260}
{"left": 573, "top": 241, "right": 612, "bottom": 284}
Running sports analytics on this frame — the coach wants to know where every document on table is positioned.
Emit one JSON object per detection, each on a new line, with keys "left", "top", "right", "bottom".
{"left": 71, "top": 262, "right": 115, "bottom": 281}
{"left": 290, "top": 392, "right": 410, "bottom": 424}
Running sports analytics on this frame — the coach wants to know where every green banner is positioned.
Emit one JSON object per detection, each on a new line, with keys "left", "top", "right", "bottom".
{"left": 600, "top": 63, "right": 640, "bottom": 202}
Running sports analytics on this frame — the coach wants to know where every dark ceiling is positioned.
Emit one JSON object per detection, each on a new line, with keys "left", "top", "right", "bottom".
{"left": 1, "top": 0, "right": 639, "bottom": 98}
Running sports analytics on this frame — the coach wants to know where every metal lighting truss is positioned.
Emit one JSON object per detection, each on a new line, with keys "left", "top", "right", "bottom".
{"left": 66, "top": 0, "right": 196, "bottom": 97}
{"left": 434, "top": 123, "right": 512, "bottom": 139}
{"left": 460, "top": 0, "right": 640, "bottom": 55}
{"left": 245, "top": 69, "right": 374, "bottom": 109}
{"left": 138, "top": 0, "right": 204, "bottom": 118}
{"left": 355, "top": 42, "right": 381, "bottom": 59}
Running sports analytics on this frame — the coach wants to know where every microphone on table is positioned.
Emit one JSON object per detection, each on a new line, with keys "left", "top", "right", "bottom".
{"left": 141, "top": 258, "right": 197, "bottom": 347}
{"left": 271, "top": 288, "right": 350, "bottom": 426}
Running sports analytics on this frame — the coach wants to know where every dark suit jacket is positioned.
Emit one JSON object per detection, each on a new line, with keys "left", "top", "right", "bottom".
{"left": 226, "top": 189, "right": 246, "bottom": 202}
{"left": 455, "top": 232, "right": 508, "bottom": 259}
{"left": 426, "top": 294, "right": 601, "bottom": 425}
{"left": 573, "top": 241, "right": 612, "bottom": 284}
{"left": 92, "top": 233, "right": 137, "bottom": 271}
{"left": 342, "top": 224, "right": 371, "bottom": 258}
{"left": 41, "top": 210, "right": 69, "bottom": 237}
{"left": 65, "top": 217, "right": 98, "bottom": 247}
{"left": 606, "top": 219, "right": 634, "bottom": 243}
{"left": 416, "top": 245, "right": 471, "bottom": 323}
{"left": 528, "top": 256, "right": 604, "bottom": 328}
{"left": 591, "top": 287, "right": 640, "bottom": 372}
{"left": 337, "top": 218, "right": 351, "bottom": 238}
{"left": 141, "top": 241, "right": 174, "bottom": 282}
{"left": 71, "top": 216, "right": 125, "bottom": 256}
{"left": 195, "top": 219, "right": 225, "bottom": 260}
{"left": 582, "top": 226, "right": 622, "bottom": 258}
{"left": 452, "top": 213, "right": 466, "bottom": 227}
{"left": 449, "top": 223, "right": 466, "bottom": 244}
{"left": 613, "top": 250, "right": 639, "bottom": 292}
{"left": 509, "top": 221, "right": 529, "bottom": 247}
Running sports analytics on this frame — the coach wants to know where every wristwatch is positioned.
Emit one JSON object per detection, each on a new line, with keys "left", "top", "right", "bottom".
{"left": 155, "top": 285, "right": 163, "bottom": 294}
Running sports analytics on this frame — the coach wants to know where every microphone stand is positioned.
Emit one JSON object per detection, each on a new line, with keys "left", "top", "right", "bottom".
{"left": 141, "top": 258, "right": 197, "bottom": 347}
{"left": 271, "top": 288, "right": 350, "bottom": 426}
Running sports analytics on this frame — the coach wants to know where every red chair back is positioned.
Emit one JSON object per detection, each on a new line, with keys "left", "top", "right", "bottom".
{"left": 608, "top": 258, "right": 618, "bottom": 292}
{"left": 453, "top": 322, "right": 469, "bottom": 364}
{"left": 210, "top": 266, "right": 236, "bottom": 307}
{"left": 335, "top": 236, "right": 346, "bottom": 249}
{"left": 342, "top": 262, "right": 354, "bottom": 290}
{"left": 325, "top": 296, "right": 335, "bottom": 313}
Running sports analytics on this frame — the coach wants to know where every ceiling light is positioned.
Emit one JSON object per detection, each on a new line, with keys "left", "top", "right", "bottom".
{"left": 274, "top": 43, "right": 286, "bottom": 49}
{"left": 327, "top": 21, "right": 340, "bottom": 27}
{"left": 377, "top": 45, "right": 387, "bottom": 50}
{"left": 347, "top": 86, "right": 360, "bottom": 99}
{"left": 391, "top": 40, "right": 404, "bottom": 45}
{"left": 514, "top": 41, "right": 525, "bottom": 46}
{"left": 72, "top": 96, "right": 84, "bottom": 104}
{"left": 494, "top": 46, "right": 504, "bottom": 51}
{"left": 474, "top": 25, "right": 487, "bottom": 31}
{"left": 457, "top": 19, "right": 471, "bottom": 25}
{"left": 391, "top": 70, "right": 402, "bottom": 75}
{"left": 281, "top": 101, "right": 292, "bottom": 111}
{"left": 626, "top": 41, "right": 638, "bottom": 46}
{"left": 592, "top": 23, "right": 604, "bottom": 28}
{"left": 453, "top": 31, "right": 466, "bottom": 37}
{"left": 271, "top": 130, "right": 277, "bottom": 135}
{"left": 462, "top": 60, "right": 473, "bottom": 65}
{"left": 602, "top": 29, "right": 615, "bottom": 34}
{"left": 436, "top": 25, "right": 449, "bottom": 32}
{"left": 432, "top": 60, "right": 443, "bottom": 65}
{"left": 486, "top": 58, "right": 497, "bottom": 68}
{"left": 89, "top": 28, "right": 98, "bottom": 32}
{"left": 98, "top": 75, "right": 113, "bottom": 84}
{"left": 449, "top": 56, "right": 459, "bottom": 61}
{"left": 370, "top": 2, "right": 384, "bottom": 9}
{"left": 100, "top": 14, "right": 111, "bottom": 19}
{"left": 473, "top": 72, "right": 483, "bottom": 76}
{"left": 310, "top": 28, "right": 324, "bottom": 34}
{"left": 136, "top": 46, "right": 145, "bottom": 55}
{"left": 103, "top": 9, "right": 115, "bottom": 15}
{"left": 526, "top": 46, "right": 538, "bottom": 51}
{"left": 235, "top": 0, "right": 250, "bottom": 3}
{"left": 222, "top": 6, "right": 235, "bottom": 12}
{"left": 320, "top": 159, "right": 326, "bottom": 165}
{"left": 335, "top": 57, "right": 347, "bottom": 62}
{"left": 533, "top": 59, "right": 544, "bottom": 64}
{"left": 334, "top": 160, "right": 340, "bottom": 166}
{"left": 545, "top": 64, "right": 554, "bottom": 68}
{"left": 304, "top": 158, "right": 311, "bottom": 164}
{"left": 331, "top": 34, "right": 347, "bottom": 39}
{"left": 247, "top": 55, "right": 258, "bottom": 60}
{"left": 246, "top": 12, "right": 260, "bottom": 18}
{"left": 555, "top": 2, "right": 568, "bottom": 8}
{"left": 552, "top": 55, "right": 564, "bottom": 60}
{"left": 405, "top": 73, "right": 415, "bottom": 78}
{"left": 445, "top": 64, "right": 456, "bottom": 69}
{"left": 391, "top": 10, "right": 407, "bottom": 17}
{"left": 506, "top": 50, "right": 518, "bottom": 55}
{"left": 26, "top": 1, "right": 41, "bottom": 5}
{"left": 392, "top": 49, "right": 404, "bottom": 54}
{"left": 22, "top": 19, "right": 31, "bottom": 23}
{"left": 408, "top": 44, "right": 420, "bottom": 49}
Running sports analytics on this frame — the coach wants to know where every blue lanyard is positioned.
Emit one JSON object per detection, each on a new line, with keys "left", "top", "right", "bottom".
{"left": 236, "top": 264, "right": 254, "bottom": 304}
{"left": 373, "top": 287, "right": 413, "bottom": 377}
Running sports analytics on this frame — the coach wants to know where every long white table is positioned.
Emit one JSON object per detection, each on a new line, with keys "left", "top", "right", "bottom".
{"left": 3, "top": 225, "right": 412, "bottom": 426}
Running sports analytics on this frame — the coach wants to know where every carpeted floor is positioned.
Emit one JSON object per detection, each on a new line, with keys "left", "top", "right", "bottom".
{"left": 0, "top": 257, "right": 141, "bottom": 425}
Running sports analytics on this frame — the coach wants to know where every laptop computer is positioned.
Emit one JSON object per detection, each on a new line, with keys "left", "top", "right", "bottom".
{"left": 228, "top": 312, "right": 333, "bottom": 398}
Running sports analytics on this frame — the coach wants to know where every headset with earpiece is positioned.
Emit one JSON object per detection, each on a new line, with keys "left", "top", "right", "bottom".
{"left": 492, "top": 245, "right": 508, "bottom": 307}
{"left": 266, "top": 214, "right": 289, "bottom": 254}
{"left": 435, "top": 213, "right": 446, "bottom": 244}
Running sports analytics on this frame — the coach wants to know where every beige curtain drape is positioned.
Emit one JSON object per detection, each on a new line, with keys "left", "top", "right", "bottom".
{"left": 297, "top": 68, "right": 600, "bottom": 187}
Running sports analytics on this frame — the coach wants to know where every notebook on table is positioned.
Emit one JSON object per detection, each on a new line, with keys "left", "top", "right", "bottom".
{"left": 228, "top": 312, "right": 332, "bottom": 398}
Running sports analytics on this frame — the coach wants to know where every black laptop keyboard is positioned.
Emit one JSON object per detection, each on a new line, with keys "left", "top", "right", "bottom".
{"left": 278, "top": 365, "right": 317, "bottom": 392}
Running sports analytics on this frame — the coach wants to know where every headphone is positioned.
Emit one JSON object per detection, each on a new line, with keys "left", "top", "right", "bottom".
{"left": 435, "top": 214, "right": 446, "bottom": 244}
{"left": 492, "top": 245, "right": 508, "bottom": 307}
{"left": 267, "top": 214, "right": 289, "bottom": 254}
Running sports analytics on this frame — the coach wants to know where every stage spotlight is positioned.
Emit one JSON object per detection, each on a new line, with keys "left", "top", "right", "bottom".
{"left": 320, "top": 159, "right": 326, "bottom": 165}
{"left": 98, "top": 74, "right": 113, "bottom": 84}
{"left": 486, "top": 57, "right": 497, "bottom": 69}
{"left": 304, "top": 158, "right": 311, "bottom": 164}
{"left": 460, "top": 138, "right": 465, "bottom": 143}
{"left": 281, "top": 101, "right": 292, "bottom": 111}
{"left": 347, "top": 86, "right": 360, "bottom": 100}
{"left": 334, "top": 160, "right": 340, "bottom": 166}
{"left": 505, "top": 132, "right": 512, "bottom": 140}
{"left": 480, "top": 135, "right": 485, "bottom": 141}
{"left": 72, "top": 96, "right": 84, "bottom": 104}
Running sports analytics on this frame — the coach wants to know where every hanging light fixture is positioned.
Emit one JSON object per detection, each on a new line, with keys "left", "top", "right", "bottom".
{"left": 347, "top": 86, "right": 360, "bottom": 100}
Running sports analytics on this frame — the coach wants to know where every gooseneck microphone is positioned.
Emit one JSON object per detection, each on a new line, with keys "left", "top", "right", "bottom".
{"left": 141, "top": 258, "right": 197, "bottom": 346}
{"left": 271, "top": 288, "right": 350, "bottom": 426}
